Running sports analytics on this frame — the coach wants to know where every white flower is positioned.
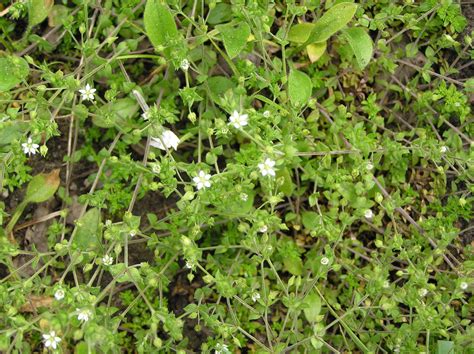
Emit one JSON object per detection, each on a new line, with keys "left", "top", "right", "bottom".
{"left": 366, "top": 162, "right": 374, "bottom": 171}
{"left": 54, "top": 288, "right": 65, "bottom": 301}
{"left": 263, "top": 110, "right": 270, "bottom": 118}
{"left": 383, "top": 280, "right": 390, "bottom": 289}
{"left": 321, "top": 257, "right": 329, "bottom": 265}
{"left": 259, "top": 225, "right": 268, "bottom": 233}
{"left": 77, "top": 308, "right": 92, "bottom": 322}
{"left": 142, "top": 110, "right": 150, "bottom": 120}
{"left": 258, "top": 158, "right": 276, "bottom": 177}
{"left": 130, "top": 229, "right": 137, "bottom": 237}
{"left": 440, "top": 146, "right": 448, "bottom": 153}
{"left": 180, "top": 59, "right": 190, "bottom": 71}
{"left": 193, "top": 170, "right": 211, "bottom": 190}
{"left": 418, "top": 288, "right": 428, "bottom": 297}
{"left": 150, "top": 129, "right": 180, "bottom": 151}
{"left": 22, "top": 137, "right": 39, "bottom": 156}
{"left": 364, "top": 209, "right": 374, "bottom": 219}
{"left": 215, "top": 343, "right": 230, "bottom": 354}
{"left": 228, "top": 110, "right": 249, "bottom": 129}
{"left": 251, "top": 292, "right": 260, "bottom": 302}
{"left": 42, "top": 331, "right": 61, "bottom": 349}
{"left": 78, "top": 83, "right": 96, "bottom": 101}
{"left": 460, "top": 282, "right": 468, "bottom": 290}
{"left": 185, "top": 260, "right": 194, "bottom": 269}
{"left": 240, "top": 193, "right": 248, "bottom": 201}
{"left": 102, "top": 254, "right": 113, "bottom": 266}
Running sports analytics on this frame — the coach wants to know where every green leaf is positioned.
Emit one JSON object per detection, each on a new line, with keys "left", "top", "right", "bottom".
{"left": 437, "top": 341, "right": 454, "bottom": 354}
{"left": 25, "top": 169, "right": 60, "bottom": 204}
{"left": 284, "top": 256, "right": 303, "bottom": 276}
{"left": 303, "top": 291, "right": 322, "bottom": 322}
{"left": 288, "top": 23, "right": 315, "bottom": 44}
{"left": 144, "top": 0, "right": 180, "bottom": 53}
{"left": 0, "top": 56, "right": 29, "bottom": 92}
{"left": 302, "top": 211, "right": 321, "bottom": 230}
{"left": 109, "top": 263, "right": 141, "bottom": 283}
{"left": 73, "top": 208, "right": 101, "bottom": 251}
{"left": 94, "top": 98, "right": 139, "bottom": 128}
{"left": 288, "top": 70, "right": 312, "bottom": 106}
{"left": 207, "top": 3, "right": 233, "bottom": 25}
{"left": 0, "top": 122, "right": 28, "bottom": 146}
{"left": 307, "top": 2, "right": 358, "bottom": 44}
{"left": 341, "top": 27, "right": 373, "bottom": 69}
{"left": 277, "top": 168, "right": 295, "bottom": 197}
{"left": 306, "top": 42, "right": 327, "bottom": 63}
{"left": 28, "top": 0, "right": 53, "bottom": 27}
{"left": 216, "top": 22, "right": 251, "bottom": 59}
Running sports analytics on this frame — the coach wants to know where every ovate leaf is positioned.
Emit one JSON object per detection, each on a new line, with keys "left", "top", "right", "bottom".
{"left": 144, "top": 0, "right": 180, "bottom": 53}
{"left": 306, "top": 42, "right": 327, "bottom": 63}
{"left": 437, "top": 341, "right": 454, "bottom": 354}
{"left": 341, "top": 27, "right": 374, "bottom": 69}
{"left": 303, "top": 291, "right": 322, "bottom": 322}
{"left": 284, "top": 256, "right": 303, "bottom": 276}
{"left": 308, "top": 2, "right": 358, "bottom": 43}
{"left": 288, "top": 70, "right": 312, "bottom": 106}
{"left": 0, "top": 56, "right": 29, "bottom": 92}
{"left": 73, "top": 208, "right": 101, "bottom": 251}
{"left": 302, "top": 211, "right": 321, "bottom": 230}
{"left": 94, "top": 98, "right": 139, "bottom": 128}
{"left": 28, "top": 0, "right": 53, "bottom": 27}
{"left": 25, "top": 169, "right": 60, "bottom": 204}
{"left": 216, "top": 22, "right": 251, "bottom": 59}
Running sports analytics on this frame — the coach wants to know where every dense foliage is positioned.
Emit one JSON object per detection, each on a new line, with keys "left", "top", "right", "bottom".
{"left": 0, "top": 0, "right": 472, "bottom": 352}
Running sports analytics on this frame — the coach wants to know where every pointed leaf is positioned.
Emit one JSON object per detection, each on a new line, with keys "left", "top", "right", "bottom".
{"left": 308, "top": 2, "right": 358, "bottom": 44}
{"left": 144, "top": 0, "right": 180, "bottom": 51}
{"left": 288, "top": 23, "right": 315, "bottom": 44}
{"left": 216, "top": 22, "right": 251, "bottom": 59}
{"left": 25, "top": 169, "right": 60, "bottom": 204}
{"left": 288, "top": 70, "right": 312, "bottom": 106}
{"left": 341, "top": 27, "right": 374, "bottom": 69}
{"left": 28, "top": 0, "right": 53, "bottom": 27}
{"left": 73, "top": 208, "right": 101, "bottom": 251}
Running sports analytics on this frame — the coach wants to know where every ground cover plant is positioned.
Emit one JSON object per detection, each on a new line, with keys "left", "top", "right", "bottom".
{"left": 0, "top": 0, "right": 473, "bottom": 352}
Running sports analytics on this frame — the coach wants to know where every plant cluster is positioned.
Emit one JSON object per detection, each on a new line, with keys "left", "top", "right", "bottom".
{"left": 0, "top": 0, "right": 472, "bottom": 352}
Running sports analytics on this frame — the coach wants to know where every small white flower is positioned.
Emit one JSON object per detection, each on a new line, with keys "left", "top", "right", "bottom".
{"left": 321, "top": 257, "right": 329, "bottom": 265}
{"left": 440, "top": 146, "right": 448, "bottom": 154}
{"left": 185, "top": 260, "right": 194, "bottom": 269}
{"left": 366, "top": 162, "right": 374, "bottom": 171}
{"left": 42, "top": 331, "right": 61, "bottom": 349}
{"left": 263, "top": 110, "right": 270, "bottom": 118}
{"left": 240, "top": 193, "right": 248, "bottom": 201}
{"left": 22, "top": 137, "right": 39, "bottom": 156}
{"left": 78, "top": 83, "right": 96, "bottom": 101}
{"left": 193, "top": 170, "right": 212, "bottom": 190}
{"left": 150, "top": 129, "right": 180, "bottom": 151}
{"left": 258, "top": 158, "right": 276, "bottom": 177}
{"left": 418, "top": 288, "right": 428, "bottom": 297}
{"left": 454, "top": 102, "right": 461, "bottom": 107}
{"left": 364, "top": 209, "right": 374, "bottom": 219}
{"left": 251, "top": 292, "right": 260, "bottom": 302}
{"left": 54, "top": 288, "right": 65, "bottom": 301}
{"left": 460, "top": 282, "right": 468, "bottom": 290}
{"left": 77, "top": 308, "right": 92, "bottom": 322}
{"left": 259, "top": 225, "right": 268, "bottom": 233}
{"left": 228, "top": 110, "right": 249, "bottom": 129}
{"left": 142, "top": 110, "right": 150, "bottom": 120}
{"left": 102, "top": 254, "right": 113, "bottom": 266}
{"left": 383, "top": 280, "right": 390, "bottom": 289}
{"left": 215, "top": 343, "right": 230, "bottom": 354}
{"left": 130, "top": 229, "right": 137, "bottom": 237}
{"left": 180, "top": 59, "right": 190, "bottom": 71}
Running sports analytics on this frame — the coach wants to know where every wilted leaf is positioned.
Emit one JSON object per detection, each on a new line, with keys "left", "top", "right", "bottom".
{"left": 306, "top": 42, "right": 327, "bottom": 63}
{"left": 288, "top": 70, "right": 312, "bottom": 106}
{"left": 216, "top": 22, "right": 251, "bottom": 59}
{"left": 0, "top": 56, "right": 29, "bottom": 92}
{"left": 73, "top": 208, "right": 101, "bottom": 251}
{"left": 25, "top": 169, "right": 60, "bottom": 204}
{"left": 341, "top": 27, "right": 374, "bottom": 69}
{"left": 20, "top": 295, "right": 53, "bottom": 312}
